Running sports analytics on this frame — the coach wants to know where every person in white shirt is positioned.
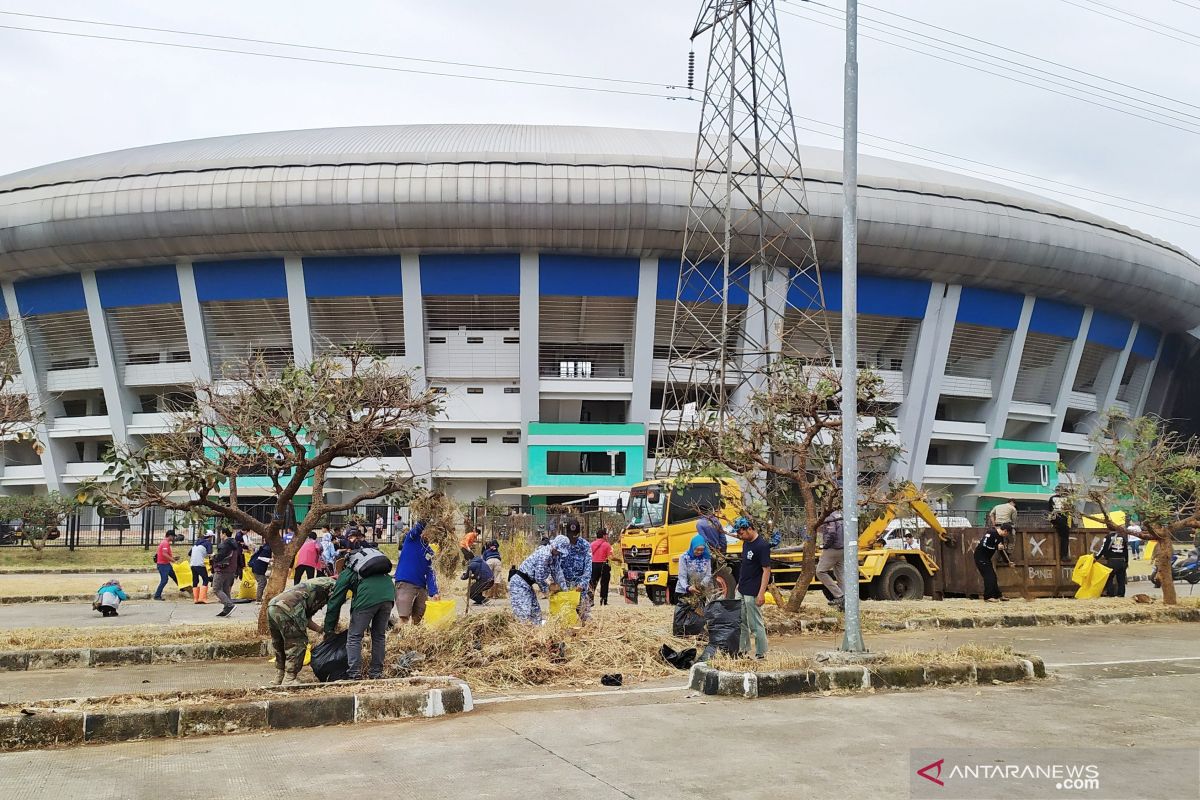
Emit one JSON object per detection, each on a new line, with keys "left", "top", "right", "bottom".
{"left": 189, "top": 535, "right": 212, "bottom": 604}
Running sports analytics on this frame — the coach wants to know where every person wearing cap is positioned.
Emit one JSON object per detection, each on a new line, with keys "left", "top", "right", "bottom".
{"left": 508, "top": 534, "right": 569, "bottom": 624}
{"left": 733, "top": 517, "right": 771, "bottom": 658}
{"left": 561, "top": 519, "right": 593, "bottom": 622}
{"left": 267, "top": 576, "right": 336, "bottom": 686}
{"left": 589, "top": 529, "right": 614, "bottom": 606}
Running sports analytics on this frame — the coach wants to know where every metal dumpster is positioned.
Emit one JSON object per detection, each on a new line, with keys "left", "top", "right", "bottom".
{"left": 919, "top": 526, "right": 1110, "bottom": 599}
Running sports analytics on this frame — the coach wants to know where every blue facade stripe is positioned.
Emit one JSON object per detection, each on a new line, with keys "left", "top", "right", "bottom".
{"left": 1087, "top": 309, "right": 1133, "bottom": 351}
{"left": 419, "top": 254, "right": 519, "bottom": 295}
{"left": 193, "top": 259, "right": 287, "bottom": 301}
{"left": 96, "top": 265, "right": 181, "bottom": 308}
{"left": 786, "top": 271, "right": 928, "bottom": 318}
{"left": 541, "top": 255, "right": 639, "bottom": 297}
{"left": 14, "top": 273, "right": 87, "bottom": 315}
{"left": 1132, "top": 325, "right": 1160, "bottom": 359}
{"left": 956, "top": 286, "right": 1024, "bottom": 329}
{"left": 1029, "top": 298, "right": 1084, "bottom": 338}
{"left": 657, "top": 259, "right": 748, "bottom": 305}
{"left": 303, "top": 256, "right": 402, "bottom": 297}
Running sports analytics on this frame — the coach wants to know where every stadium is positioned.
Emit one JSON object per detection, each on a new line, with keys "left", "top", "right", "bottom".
{"left": 0, "top": 123, "right": 1197, "bottom": 523}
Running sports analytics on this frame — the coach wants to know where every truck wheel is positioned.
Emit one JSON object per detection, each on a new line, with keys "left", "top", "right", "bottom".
{"left": 870, "top": 562, "right": 925, "bottom": 601}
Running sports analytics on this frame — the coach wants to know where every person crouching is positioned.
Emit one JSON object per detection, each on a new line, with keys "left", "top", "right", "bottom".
{"left": 508, "top": 535, "right": 570, "bottom": 624}
{"left": 267, "top": 577, "right": 336, "bottom": 686}
{"left": 93, "top": 580, "right": 128, "bottom": 617}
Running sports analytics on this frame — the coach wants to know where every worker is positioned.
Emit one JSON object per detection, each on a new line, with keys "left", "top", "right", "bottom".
{"left": 267, "top": 577, "right": 335, "bottom": 685}
{"left": 589, "top": 529, "right": 613, "bottom": 606}
{"left": 460, "top": 527, "right": 480, "bottom": 562}
{"left": 465, "top": 553, "right": 494, "bottom": 605}
{"left": 188, "top": 534, "right": 211, "bottom": 604}
{"left": 250, "top": 540, "right": 272, "bottom": 602}
{"left": 990, "top": 498, "right": 1018, "bottom": 531}
{"left": 1096, "top": 527, "right": 1129, "bottom": 597}
{"left": 696, "top": 505, "right": 727, "bottom": 557}
{"left": 392, "top": 520, "right": 439, "bottom": 626}
{"left": 508, "top": 534, "right": 569, "bottom": 625}
{"left": 561, "top": 519, "right": 593, "bottom": 622}
{"left": 211, "top": 529, "right": 244, "bottom": 617}
{"left": 324, "top": 556, "right": 395, "bottom": 681}
{"left": 815, "top": 509, "right": 845, "bottom": 610}
{"left": 482, "top": 540, "right": 503, "bottom": 598}
{"left": 974, "top": 526, "right": 1004, "bottom": 602}
{"left": 676, "top": 535, "right": 713, "bottom": 596}
{"left": 293, "top": 532, "right": 321, "bottom": 585}
{"left": 1048, "top": 485, "right": 1073, "bottom": 563}
{"left": 733, "top": 517, "right": 771, "bottom": 658}
{"left": 92, "top": 579, "right": 129, "bottom": 617}
{"left": 152, "top": 530, "right": 177, "bottom": 601}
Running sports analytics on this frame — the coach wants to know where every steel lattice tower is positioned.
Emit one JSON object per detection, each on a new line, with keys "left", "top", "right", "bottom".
{"left": 657, "top": 0, "right": 832, "bottom": 466}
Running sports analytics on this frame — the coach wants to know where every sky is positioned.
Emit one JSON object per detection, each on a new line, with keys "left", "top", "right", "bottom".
{"left": 2, "top": 0, "right": 1200, "bottom": 254}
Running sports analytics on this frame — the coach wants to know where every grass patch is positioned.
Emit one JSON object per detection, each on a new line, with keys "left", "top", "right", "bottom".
{"left": 0, "top": 622, "right": 257, "bottom": 651}
{"left": 0, "top": 546, "right": 159, "bottom": 571}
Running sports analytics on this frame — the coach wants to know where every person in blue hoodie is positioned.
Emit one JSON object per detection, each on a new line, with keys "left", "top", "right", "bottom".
{"left": 93, "top": 579, "right": 129, "bottom": 617}
{"left": 392, "top": 520, "right": 439, "bottom": 625}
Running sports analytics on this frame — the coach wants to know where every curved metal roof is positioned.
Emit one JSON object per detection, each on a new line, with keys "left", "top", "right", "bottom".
{"left": 1, "top": 123, "right": 1198, "bottom": 329}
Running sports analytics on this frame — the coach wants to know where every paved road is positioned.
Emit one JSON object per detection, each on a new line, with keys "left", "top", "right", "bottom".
{"left": 0, "top": 647, "right": 1195, "bottom": 799}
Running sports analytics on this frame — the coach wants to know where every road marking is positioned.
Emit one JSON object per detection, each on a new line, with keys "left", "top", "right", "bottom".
{"left": 1047, "top": 656, "right": 1200, "bottom": 667}
{"left": 476, "top": 684, "right": 688, "bottom": 705}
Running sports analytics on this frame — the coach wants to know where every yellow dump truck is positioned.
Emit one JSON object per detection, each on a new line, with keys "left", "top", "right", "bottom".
{"left": 618, "top": 478, "right": 948, "bottom": 604}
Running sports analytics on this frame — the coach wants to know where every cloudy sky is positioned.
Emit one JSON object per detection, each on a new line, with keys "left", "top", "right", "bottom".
{"left": 2, "top": 0, "right": 1199, "bottom": 254}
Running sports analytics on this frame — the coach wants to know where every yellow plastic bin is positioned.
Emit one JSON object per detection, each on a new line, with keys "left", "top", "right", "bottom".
{"left": 550, "top": 590, "right": 581, "bottom": 626}
{"left": 423, "top": 599, "right": 456, "bottom": 627}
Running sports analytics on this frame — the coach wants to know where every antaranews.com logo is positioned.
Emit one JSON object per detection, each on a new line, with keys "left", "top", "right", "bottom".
{"left": 910, "top": 748, "right": 1196, "bottom": 799}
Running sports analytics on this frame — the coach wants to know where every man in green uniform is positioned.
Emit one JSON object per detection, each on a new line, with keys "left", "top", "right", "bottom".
{"left": 324, "top": 563, "right": 396, "bottom": 680}
{"left": 267, "top": 577, "right": 336, "bottom": 686}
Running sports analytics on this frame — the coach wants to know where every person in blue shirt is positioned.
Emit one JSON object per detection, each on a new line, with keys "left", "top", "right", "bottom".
{"left": 696, "top": 505, "right": 727, "bottom": 556}
{"left": 560, "top": 519, "right": 593, "bottom": 621}
{"left": 392, "top": 520, "right": 439, "bottom": 625}
{"left": 93, "top": 579, "right": 129, "bottom": 617}
{"left": 250, "top": 541, "right": 272, "bottom": 602}
{"left": 508, "top": 535, "right": 569, "bottom": 624}
{"left": 734, "top": 516, "right": 772, "bottom": 658}
{"left": 465, "top": 555, "right": 494, "bottom": 605}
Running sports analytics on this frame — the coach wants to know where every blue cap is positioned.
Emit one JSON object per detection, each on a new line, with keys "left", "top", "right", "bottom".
{"left": 732, "top": 516, "right": 753, "bottom": 532}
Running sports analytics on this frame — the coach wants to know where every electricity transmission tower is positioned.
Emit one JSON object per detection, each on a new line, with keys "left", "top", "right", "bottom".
{"left": 657, "top": 0, "right": 833, "bottom": 458}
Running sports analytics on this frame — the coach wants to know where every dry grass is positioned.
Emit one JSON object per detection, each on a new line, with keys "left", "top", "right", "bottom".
{"left": 709, "top": 643, "right": 1018, "bottom": 673}
{"left": 0, "top": 622, "right": 257, "bottom": 651}
{"left": 0, "top": 573, "right": 164, "bottom": 597}
{"left": 383, "top": 605, "right": 695, "bottom": 693}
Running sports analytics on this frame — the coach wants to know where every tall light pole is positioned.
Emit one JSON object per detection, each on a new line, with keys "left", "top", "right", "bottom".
{"left": 839, "top": 0, "right": 865, "bottom": 654}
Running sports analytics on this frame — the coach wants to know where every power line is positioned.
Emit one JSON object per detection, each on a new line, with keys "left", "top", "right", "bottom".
{"left": 1057, "top": 0, "right": 1200, "bottom": 48}
{"left": 0, "top": 9, "right": 676, "bottom": 89}
{"left": 779, "top": 4, "right": 1200, "bottom": 136}
{"left": 1166, "top": 0, "right": 1200, "bottom": 12}
{"left": 0, "top": 22, "right": 691, "bottom": 101}
{"left": 1073, "top": 0, "right": 1200, "bottom": 41}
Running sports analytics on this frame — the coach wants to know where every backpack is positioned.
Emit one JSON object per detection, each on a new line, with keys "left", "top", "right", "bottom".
{"left": 346, "top": 547, "right": 392, "bottom": 577}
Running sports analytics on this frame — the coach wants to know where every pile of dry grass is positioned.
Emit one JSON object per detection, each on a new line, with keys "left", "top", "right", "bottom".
{"left": 411, "top": 492, "right": 464, "bottom": 579}
{"left": 385, "top": 606, "right": 696, "bottom": 693}
{"left": 0, "top": 623, "right": 257, "bottom": 651}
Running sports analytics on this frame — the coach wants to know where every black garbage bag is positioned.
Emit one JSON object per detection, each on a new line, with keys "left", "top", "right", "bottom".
{"left": 672, "top": 603, "right": 706, "bottom": 637}
{"left": 310, "top": 631, "right": 350, "bottom": 683}
{"left": 660, "top": 644, "right": 698, "bottom": 670}
{"left": 700, "top": 598, "right": 742, "bottom": 661}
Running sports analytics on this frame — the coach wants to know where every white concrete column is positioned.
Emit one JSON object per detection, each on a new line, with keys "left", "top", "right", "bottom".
{"left": 400, "top": 254, "right": 432, "bottom": 484}
{"left": 176, "top": 261, "right": 211, "bottom": 383}
{"left": 969, "top": 295, "right": 1035, "bottom": 494}
{"left": 629, "top": 257, "right": 658, "bottom": 426}
{"left": 518, "top": 252, "right": 540, "bottom": 484}
{"left": 1048, "top": 307, "right": 1094, "bottom": 438}
{"left": 80, "top": 270, "right": 132, "bottom": 447}
{"left": 284, "top": 257, "right": 313, "bottom": 367}
{"left": 2, "top": 282, "right": 65, "bottom": 492}
{"left": 1076, "top": 322, "right": 1140, "bottom": 482}
{"left": 903, "top": 284, "right": 961, "bottom": 485}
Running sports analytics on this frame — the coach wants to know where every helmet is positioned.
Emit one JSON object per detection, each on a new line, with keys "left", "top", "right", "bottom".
{"left": 564, "top": 518, "right": 581, "bottom": 535}
{"left": 732, "top": 516, "right": 753, "bottom": 532}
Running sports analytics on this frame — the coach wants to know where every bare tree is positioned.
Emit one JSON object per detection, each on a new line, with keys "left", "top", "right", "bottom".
{"left": 665, "top": 361, "right": 903, "bottom": 611}
{"left": 0, "top": 492, "right": 74, "bottom": 557}
{"left": 0, "top": 318, "right": 44, "bottom": 446}
{"left": 82, "top": 346, "right": 441, "bottom": 629}
{"left": 1072, "top": 411, "right": 1200, "bottom": 606}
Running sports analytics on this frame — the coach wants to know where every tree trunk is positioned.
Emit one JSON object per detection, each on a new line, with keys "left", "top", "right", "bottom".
{"left": 255, "top": 537, "right": 302, "bottom": 635}
{"left": 1157, "top": 535, "right": 1177, "bottom": 606}
{"left": 784, "top": 534, "right": 819, "bottom": 612}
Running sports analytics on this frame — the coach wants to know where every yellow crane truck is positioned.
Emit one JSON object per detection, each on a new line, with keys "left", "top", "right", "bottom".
{"left": 618, "top": 478, "right": 949, "bottom": 604}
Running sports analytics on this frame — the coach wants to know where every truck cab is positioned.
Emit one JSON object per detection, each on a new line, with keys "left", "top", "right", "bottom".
{"left": 618, "top": 477, "right": 742, "bottom": 604}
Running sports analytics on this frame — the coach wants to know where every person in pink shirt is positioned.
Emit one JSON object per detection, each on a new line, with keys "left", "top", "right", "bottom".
{"left": 153, "top": 532, "right": 176, "bottom": 600}
{"left": 589, "top": 529, "right": 614, "bottom": 606}
{"left": 293, "top": 532, "right": 321, "bottom": 585}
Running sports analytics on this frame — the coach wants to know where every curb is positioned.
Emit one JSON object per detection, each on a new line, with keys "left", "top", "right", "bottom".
{"left": 688, "top": 656, "right": 1046, "bottom": 698}
{"left": 873, "top": 606, "right": 1200, "bottom": 632}
{"left": 0, "top": 592, "right": 164, "bottom": 605}
{"left": 0, "top": 641, "right": 267, "bottom": 672}
{"left": 0, "top": 678, "right": 473, "bottom": 751}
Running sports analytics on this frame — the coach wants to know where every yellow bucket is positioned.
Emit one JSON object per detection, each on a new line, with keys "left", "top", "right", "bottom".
{"left": 550, "top": 590, "right": 580, "bottom": 626}
{"left": 423, "top": 599, "right": 456, "bottom": 627}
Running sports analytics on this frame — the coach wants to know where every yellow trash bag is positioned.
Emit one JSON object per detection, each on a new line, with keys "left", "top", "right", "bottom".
{"left": 1144, "top": 540, "right": 1157, "bottom": 562}
{"left": 234, "top": 567, "right": 257, "bottom": 600}
{"left": 266, "top": 644, "right": 311, "bottom": 666}
{"left": 550, "top": 590, "right": 581, "bottom": 626}
{"left": 1071, "top": 554, "right": 1112, "bottom": 599}
{"left": 172, "top": 561, "right": 193, "bottom": 587}
{"left": 423, "top": 599, "right": 456, "bottom": 627}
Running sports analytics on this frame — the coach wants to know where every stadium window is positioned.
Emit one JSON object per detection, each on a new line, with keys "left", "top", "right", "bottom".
{"left": 428, "top": 336, "right": 447, "bottom": 344}
{"left": 502, "top": 436, "right": 520, "bottom": 444}
{"left": 467, "top": 387, "right": 484, "bottom": 394}
{"left": 471, "top": 437, "right": 488, "bottom": 444}
{"left": 438, "top": 436, "right": 457, "bottom": 444}
{"left": 503, "top": 336, "right": 520, "bottom": 344}
{"left": 467, "top": 337, "right": 484, "bottom": 344}
{"left": 503, "top": 387, "right": 520, "bottom": 394}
